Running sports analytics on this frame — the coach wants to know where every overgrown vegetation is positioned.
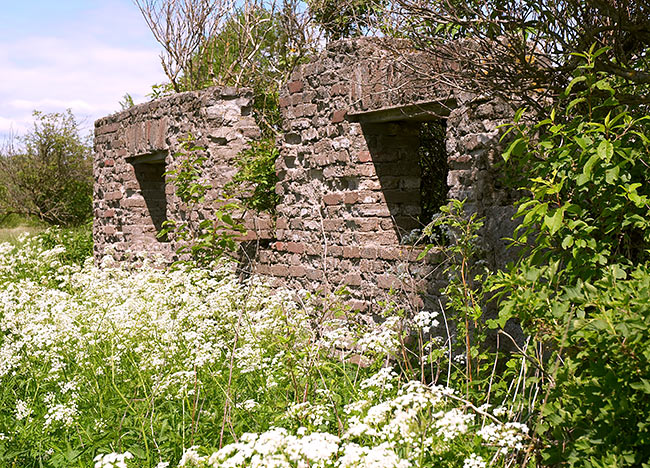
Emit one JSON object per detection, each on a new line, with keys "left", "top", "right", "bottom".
{"left": 489, "top": 48, "right": 650, "bottom": 466}
{"left": 160, "top": 138, "right": 247, "bottom": 266}
{"left": 1, "top": 1, "right": 648, "bottom": 466}
{"left": 226, "top": 139, "right": 280, "bottom": 214}
{"left": 412, "top": 44, "right": 650, "bottom": 466}
{"left": 0, "top": 235, "right": 530, "bottom": 467}
{"left": 0, "top": 110, "right": 92, "bottom": 226}
{"left": 225, "top": 90, "right": 282, "bottom": 215}
{"left": 399, "top": 0, "right": 650, "bottom": 110}
{"left": 307, "top": 0, "right": 389, "bottom": 40}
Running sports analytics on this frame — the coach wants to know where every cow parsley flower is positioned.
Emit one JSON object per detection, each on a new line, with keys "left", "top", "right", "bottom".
{"left": 93, "top": 451, "right": 133, "bottom": 468}
{"left": 412, "top": 310, "right": 440, "bottom": 330}
{"left": 14, "top": 399, "right": 32, "bottom": 420}
{"left": 433, "top": 408, "right": 474, "bottom": 441}
{"left": 463, "top": 453, "right": 486, "bottom": 468}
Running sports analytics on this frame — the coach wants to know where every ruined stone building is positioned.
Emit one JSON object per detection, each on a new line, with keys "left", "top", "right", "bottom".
{"left": 93, "top": 38, "right": 516, "bottom": 311}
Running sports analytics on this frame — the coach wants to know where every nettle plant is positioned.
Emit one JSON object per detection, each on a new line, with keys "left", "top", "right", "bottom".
{"left": 418, "top": 200, "right": 491, "bottom": 395}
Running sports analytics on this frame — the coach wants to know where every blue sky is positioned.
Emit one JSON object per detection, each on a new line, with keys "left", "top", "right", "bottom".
{"left": 0, "top": 0, "right": 167, "bottom": 139}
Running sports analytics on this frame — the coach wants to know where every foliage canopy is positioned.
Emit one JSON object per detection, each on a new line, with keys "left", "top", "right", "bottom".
{"left": 0, "top": 110, "right": 92, "bottom": 226}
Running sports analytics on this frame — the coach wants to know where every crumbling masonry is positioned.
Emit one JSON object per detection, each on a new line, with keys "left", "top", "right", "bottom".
{"left": 93, "top": 38, "right": 517, "bottom": 311}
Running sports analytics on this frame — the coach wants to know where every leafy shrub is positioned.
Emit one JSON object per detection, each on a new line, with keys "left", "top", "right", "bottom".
{"left": 0, "top": 110, "right": 92, "bottom": 226}
{"left": 160, "top": 138, "right": 246, "bottom": 266}
{"left": 225, "top": 138, "right": 280, "bottom": 214}
{"left": 542, "top": 266, "right": 650, "bottom": 466}
{"left": 491, "top": 46, "right": 650, "bottom": 466}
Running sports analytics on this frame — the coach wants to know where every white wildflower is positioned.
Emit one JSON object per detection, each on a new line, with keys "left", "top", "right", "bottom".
{"left": 434, "top": 408, "right": 474, "bottom": 441}
{"left": 237, "top": 399, "right": 260, "bottom": 411}
{"left": 463, "top": 453, "right": 486, "bottom": 468}
{"left": 93, "top": 451, "right": 133, "bottom": 468}
{"left": 478, "top": 422, "right": 529, "bottom": 450}
{"left": 360, "top": 367, "right": 398, "bottom": 391}
{"left": 44, "top": 402, "right": 78, "bottom": 428}
{"left": 15, "top": 399, "right": 32, "bottom": 420}
{"left": 179, "top": 446, "right": 205, "bottom": 467}
{"left": 412, "top": 310, "right": 440, "bottom": 330}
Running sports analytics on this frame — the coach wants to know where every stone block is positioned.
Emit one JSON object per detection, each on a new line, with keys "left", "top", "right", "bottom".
{"left": 356, "top": 204, "right": 390, "bottom": 217}
{"left": 342, "top": 246, "right": 360, "bottom": 259}
{"left": 357, "top": 151, "right": 372, "bottom": 163}
{"left": 343, "top": 273, "right": 362, "bottom": 286}
{"left": 377, "top": 274, "right": 402, "bottom": 290}
{"left": 271, "top": 265, "right": 290, "bottom": 277}
{"left": 105, "top": 191, "right": 123, "bottom": 201}
{"left": 331, "top": 109, "right": 346, "bottom": 123}
{"left": 287, "top": 242, "right": 305, "bottom": 254}
{"left": 288, "top": 80, "right": 303, "bottom": 94}
{"left": 323, "top": 193, "right": 343, "bottom": 205}
{"left": 289, "top": 266, "right": 306, "bottom": 277}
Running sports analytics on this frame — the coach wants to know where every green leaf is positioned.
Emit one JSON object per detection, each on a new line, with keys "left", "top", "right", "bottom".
{"left": 574, "top": 136, "right": 592, "bottom": 149}
{"left": 562, "top": 235, "right": 574, "bottom": 249}
{"left": 630, "top": 379, "right": 650, "bottom": 394}
{"left": 605, "top": 165, "right": 619, "bottom": 184}
{"left": 566, "top": 75, "right": 586, "bottom": 94}
{"left": 544, "top": 208, "right": 565, "bottom": 235}
{"left": 581, "top": 152, "right": 600, "bottom": 181}
{"left": 597, "top": 140, "right": 613, "bottom": 161}
{"left": 567, "top": 97, "right": 586, "bottom": 112}
{"left": 503, "top": 138, "right": 527, "bottom": 161}
{"left": 514, "top": 107, "right": 525, "bottom": 123}
{"left": 594, "top": 78, "right": 614, "bottom": 93}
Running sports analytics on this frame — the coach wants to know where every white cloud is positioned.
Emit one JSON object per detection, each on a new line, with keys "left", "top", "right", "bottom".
{"left": 0, "top": 2, "right": 167, "bottom": 140}
{"left": 0, "top": 116, "right": 30, "bottom": 136}
{"left": 9, "top": 99, "right": 97, "bottom": 112}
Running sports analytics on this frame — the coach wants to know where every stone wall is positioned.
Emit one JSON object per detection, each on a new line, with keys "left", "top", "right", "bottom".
{"left": 93, "top": 87, "right": 266, "bottom": 262}
{"left": 93, "top": 38, "right": 517, "bottom": 312}
{"left": 252, "top": 39, "right": 516, "bottom": 311}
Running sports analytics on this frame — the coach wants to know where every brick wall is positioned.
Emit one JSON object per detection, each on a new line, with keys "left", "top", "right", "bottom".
{"left": 93, "top": 87, "right": 266, "bottom": 262}
{"left": 251, "top": 39, "right": 516, "bottom": 311}
{"left": 94, "top": 38, "right": 517, "bottom": 313}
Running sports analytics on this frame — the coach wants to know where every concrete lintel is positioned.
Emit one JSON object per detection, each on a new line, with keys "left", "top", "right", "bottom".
{"left": 346, "top": 99, "right": 456, "bottom": 123}
{"left": 127, "top": 150, "right": 168, "bottom": 165}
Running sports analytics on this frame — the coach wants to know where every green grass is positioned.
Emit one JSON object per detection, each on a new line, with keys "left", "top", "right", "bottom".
{"left": 0, "top": 225, "right": 44, "bottom": 245}
{"left": 0, "top": 214, "right": 46, "bottom": 245}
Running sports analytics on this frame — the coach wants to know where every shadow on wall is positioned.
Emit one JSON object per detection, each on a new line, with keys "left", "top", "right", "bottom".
{"left": 361, "top": 119, "right": 449, "bottom": 243}
{"left": 133, "top": 160, "right": 168, "bottom": 240}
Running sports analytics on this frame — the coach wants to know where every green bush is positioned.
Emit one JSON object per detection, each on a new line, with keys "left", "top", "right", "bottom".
{"left": 491, "top": 46, "right": 650, "bottom": 466}
{"left": 0, "top": 110, "right": 92, "bottom": 226}
{"left": 160, "top": 138, "right": 247, "bottom": 266}
{"left": 226, "top": 138, "right": 280, "bottom": 214}
{"left": 543, "top": 266, "right": 650, "bottom": 466}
